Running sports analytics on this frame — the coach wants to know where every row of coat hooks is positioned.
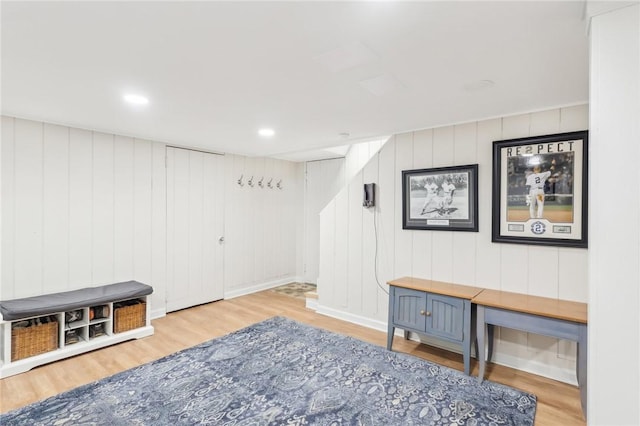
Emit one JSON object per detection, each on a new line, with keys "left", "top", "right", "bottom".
{"left": 237, "top": 175, "right": 283, "bottom": 189}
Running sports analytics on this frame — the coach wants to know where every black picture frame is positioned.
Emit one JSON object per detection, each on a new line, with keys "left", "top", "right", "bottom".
{"left": 402, "top": 164, "right": 478, "bottom": 231}
{"left": 492, "top": 130, "right": 588, "bottom": 248}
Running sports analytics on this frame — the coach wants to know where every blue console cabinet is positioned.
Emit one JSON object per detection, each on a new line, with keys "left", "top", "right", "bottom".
{"left": 387, "top": 277, "right": 483, "bottom": 375}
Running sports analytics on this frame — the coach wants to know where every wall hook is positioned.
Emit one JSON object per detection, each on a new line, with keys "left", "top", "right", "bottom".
{"left": 267, "top": 178, "right": 273, "bottom": 189}
{"left": 258, "top": 176, "right": 264, "bottom": 188}
{"left": 248, "top": 176, "right": 254, "bottom": 187}
{"left": 237, "top": 174, "right": 244, "bottom": 187}
{"left": 276, "top": 179, "right": 283, "bottom": 190}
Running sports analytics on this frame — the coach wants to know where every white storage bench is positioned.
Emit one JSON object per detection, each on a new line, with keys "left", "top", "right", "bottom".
{"left": 0, "top": 281, "right": 154, "bottom": 378}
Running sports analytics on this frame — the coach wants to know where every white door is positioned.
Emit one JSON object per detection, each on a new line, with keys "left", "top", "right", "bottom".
{"left": 166, "top": 147, "right": 224, "bottom": 312}
{"left": 303, "top": 158, "right": 346, "bottom": 284}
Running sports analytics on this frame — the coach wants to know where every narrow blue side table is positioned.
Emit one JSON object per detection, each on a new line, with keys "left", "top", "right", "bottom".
{"left": 474, "top": 289, "right": 588, "bottom": 420}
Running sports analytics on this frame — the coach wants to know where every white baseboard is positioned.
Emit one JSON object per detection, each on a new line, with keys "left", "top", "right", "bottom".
{"left": 148, "top": 277, "right": 302, "bottom": 318}
{"left": 150, "top": 308, "right": 166, "bottom": 320}
{"left": 305, "top": 297, "right": 318, "bottom": 311}
{"left": 489, "top": 352, "right": 578, "bottom": 386}
{"left": 316, "top": 304, "right": 389, "bottom": 333}
{"left": 315, "top": 304, "right": 577, "bottom": 385}
{"left": 224, "top": 276, "right": 297, "bottom": 300}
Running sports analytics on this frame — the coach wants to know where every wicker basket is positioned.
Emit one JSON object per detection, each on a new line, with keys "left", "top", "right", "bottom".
{"left": 114, "top": 300, "right": 146, "bottom": 333}
{"left": 11, "top": 319, "right": 59, "bottom": 361}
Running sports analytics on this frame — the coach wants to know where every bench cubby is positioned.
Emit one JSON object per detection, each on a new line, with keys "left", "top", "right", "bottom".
{"left": 0, "top": 281, "right": 154, "bottom": 378}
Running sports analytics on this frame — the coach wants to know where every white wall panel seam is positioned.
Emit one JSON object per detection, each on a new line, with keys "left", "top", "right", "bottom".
{"left": 498, "top": 118, "right": 504, "bottom": 290}
{"left": 11, "top": 117, "right": 16, "bottom": 297}
{"left": 112, "top": 135, "right": 116, "bottom": 281}
{"left": 66, "top": 127, "right": 71, "bottom": 291}
{"left": 90, "top": 132, "right": 94, "bottom": 285}
{"left": 132, "top": 140, "right": 136, "bottom": 281}
{"left": 200, "top": 153, "right": 205, "bottom": 295}
{"left": 474, "top": 121, "right": 479, "bottom": 284}
{"left": 411, "top": 132, "right": 415, "bottom": 277}
{"left": 40, "top": 122, "right": 45, "bottom": 294}
{"left": 428, "top": 131, "right": 434, "bottom": 277}
{"left": 6, "top": 116, "right": 15, "bottom": 297}
{"left": 451, "top": 126, "right": 455, "bottom": 280}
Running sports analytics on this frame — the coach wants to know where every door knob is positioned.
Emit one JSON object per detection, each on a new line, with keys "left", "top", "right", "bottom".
{"left": 420, "top": 310, "right": 431, "bottom": 316}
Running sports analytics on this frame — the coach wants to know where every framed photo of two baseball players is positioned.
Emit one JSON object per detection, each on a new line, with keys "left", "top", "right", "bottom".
{"left": 402, "top": 164, "right": 479, "bottom": 232}
{"left": 492, "top": 130, "right": 589, "bottom": 248}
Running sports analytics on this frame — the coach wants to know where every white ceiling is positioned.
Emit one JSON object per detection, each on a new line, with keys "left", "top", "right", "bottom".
{"left": 1, "top": 1, "right": 589, "bottom": 161}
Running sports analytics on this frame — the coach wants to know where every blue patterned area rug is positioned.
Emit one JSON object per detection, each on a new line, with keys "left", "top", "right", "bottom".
{"left": 2, "top": 317, "right": 536, "bottom": 425}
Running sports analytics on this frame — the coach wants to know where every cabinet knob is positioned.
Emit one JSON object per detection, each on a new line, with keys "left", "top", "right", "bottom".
{"left": 420, "top": 310, "right": 432, "bottom": 316}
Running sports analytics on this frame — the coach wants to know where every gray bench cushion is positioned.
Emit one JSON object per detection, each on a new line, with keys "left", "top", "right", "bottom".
{"left": 0, "top": 281, "right": 153, "bottom": 321}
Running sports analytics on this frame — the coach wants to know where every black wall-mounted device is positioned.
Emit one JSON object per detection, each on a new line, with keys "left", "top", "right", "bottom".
{"left": 363, "top": 183, "right": 375, "bottom": 208}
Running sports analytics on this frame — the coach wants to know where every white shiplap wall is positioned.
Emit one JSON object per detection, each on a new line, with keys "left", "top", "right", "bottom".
{"left": 1, "top": 116, "right": 303, "bottom": 316}
{"left": 344, "top": 138, "right": 387, "bottom": 183}
{"left": 317, "top": 105, "right": 589, "bottom": 383}
{"left": 588, "top": 4, "right": 639, "bottom": 423}
{"left": 303, "top": 158, "right": 346, "bottom": 284}
{"left": 1, "top": 117, "right": 167, "bottom": 316}
{"left": 303, "top": 138, "right": 388, "bottom": 284}
{"left": 223, "top": 154, "right": 302, "bottom": 297}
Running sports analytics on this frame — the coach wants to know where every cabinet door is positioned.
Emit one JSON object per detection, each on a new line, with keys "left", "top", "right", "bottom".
{"left": 426, "top": 294, "right": 464, "bottom": 342}
{"left": 393, "top": 287, "right": 427, "bottom": 332}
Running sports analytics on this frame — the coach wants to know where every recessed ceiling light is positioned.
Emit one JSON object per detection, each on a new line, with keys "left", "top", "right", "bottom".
{"left": 258, "top": 128, "right": 275, "bottom": 137}
{"left": 123, "top": 94, "right": 149, "bottom": 105}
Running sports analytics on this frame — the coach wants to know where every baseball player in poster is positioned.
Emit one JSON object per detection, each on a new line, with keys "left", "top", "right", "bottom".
{"left": 420, "top": 179, "right": 439, "bottom": 215}
{"left": 441, "top": 179, "right": 456, "bottom": 206}
{"left": 526, "top": 162, "right": 554, "bottom": 219}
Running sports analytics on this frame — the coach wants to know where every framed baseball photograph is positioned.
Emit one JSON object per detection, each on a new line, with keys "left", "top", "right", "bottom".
{"left": 492, "top": 130, "right": 588, "bottom": 248}
{"left": 402, "top": 164, "right": 478, "bottom": 231}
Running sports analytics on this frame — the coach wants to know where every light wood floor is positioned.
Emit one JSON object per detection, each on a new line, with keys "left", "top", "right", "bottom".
{"left": 0, "top": 290, "right": 585, "bottom": 425}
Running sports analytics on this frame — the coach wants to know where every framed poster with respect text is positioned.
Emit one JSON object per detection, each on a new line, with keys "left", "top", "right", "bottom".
{"left": 492, "top": 131, "right": 588, "bottom": 248}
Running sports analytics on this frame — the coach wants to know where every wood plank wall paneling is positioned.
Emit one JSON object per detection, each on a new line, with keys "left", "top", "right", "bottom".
{"left": 589, "top": 7, "right": 640, "bottom": 422}
{"left": 133, "top": 140, "right": 153, "bottom": 295}
{"left": 302, "top": 140, "right": 384, "bottom": 288}
{"left": 347, "top": 173, "right": 363, "bottom": 314}
{"left": 43, "top": 124, "right": 70, "bottom": 294}
{"left": 376, "top": 141, "right": 395, "bottom": 319}
{"left": 253, "top": 158, "right": 266, "bottom": 283}
{"left": 222, "top": 152, "right": 302, "bottom": 295}
{"left": 1, "top": 117, "right": 302, "bottom": 314}
{"left": 475, "top": 118, "right": 502, "bottom": 290}
{"left": 92, "top": 132, "right": 115, "bottom": 283}
{"left": 334, "top": 190, "right": 349, "bottom": 310}
{"left": 317, "top": 105, "right": 589, "bottom": 384}
{"left": 303, "top": 158, "right": 346, "bottom": 284}
{"left": 150, "top": 141, "right": 167, "bottom": 313}
{"left": 411, "top": 129, "right": 433, "bottom": 280}
{"left": 68, "top": 128, "right": 94, "bottom": 289}
{"left": 14, "top": 119, "right": 44, "bottom": 296}
{"left": 318, "top": 199, "right": 335, "bottom": 306}
{"left": 114, "top": 136, "right": 135, "bottom": 282}
{"left": 394, "top": 134, "right": 413, "bottom": 279}
{"left": 1, "top": 116, "right": 16, "bottom": 299}
{"left": 362, "top": 156, "right": 379, "bottom": 319}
